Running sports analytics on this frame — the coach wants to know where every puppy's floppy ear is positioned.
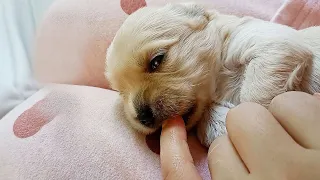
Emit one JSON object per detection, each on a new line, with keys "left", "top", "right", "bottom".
{"left": 166, "top": 2, "right": 216, "bottom": 30}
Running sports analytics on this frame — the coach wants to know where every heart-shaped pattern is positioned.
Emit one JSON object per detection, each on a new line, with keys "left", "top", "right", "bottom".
{"left": 13, "top": 97, "right": 57, "bottom": 138}
{"left": 13, "top": 91, "right": 78, "bottom": 138}
{"left": 121, "top": 0, "right": 147, "bottom": 15}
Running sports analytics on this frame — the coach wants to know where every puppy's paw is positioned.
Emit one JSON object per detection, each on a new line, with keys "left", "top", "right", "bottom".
{"left": 197, "top": 102, "right": 231, "bottom": 147}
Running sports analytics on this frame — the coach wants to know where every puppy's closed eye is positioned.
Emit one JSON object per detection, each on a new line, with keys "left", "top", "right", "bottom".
{"left": 149, "top": 53, "right": 165, "bottom": 72}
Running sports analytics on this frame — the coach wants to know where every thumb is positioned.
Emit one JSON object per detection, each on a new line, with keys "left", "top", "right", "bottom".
{"left": 160, "top": 116, "right": 201, "bottom": 180}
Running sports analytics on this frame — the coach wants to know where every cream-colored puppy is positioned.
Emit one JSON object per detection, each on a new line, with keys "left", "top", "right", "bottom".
{"left": 106, "top": 3, "right": 320, "bottom": 147}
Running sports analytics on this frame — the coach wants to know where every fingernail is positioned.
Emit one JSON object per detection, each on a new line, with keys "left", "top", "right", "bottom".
{"left": 162, "top": 116, "right": 182, "bottom": 129}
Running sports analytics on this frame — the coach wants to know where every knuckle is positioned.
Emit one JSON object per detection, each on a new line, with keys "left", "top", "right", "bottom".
{"left": 269, "top": 91, "right": 309, "bottom": 112}
{"left": 226, "top": 102, "right": 263, "bottom": 129}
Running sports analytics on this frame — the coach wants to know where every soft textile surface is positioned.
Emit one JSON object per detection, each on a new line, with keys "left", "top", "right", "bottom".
{"left": 34, "top": 0, "right": 284, "bottom": 89}
{"left": 0, "top": 0, "right": 55, "bottom": 119}
{"left": 0, "top": 85, "right": 209, "bottom": 179}
{"left": 272, "top": 0, "right": 320, "bottom": 29}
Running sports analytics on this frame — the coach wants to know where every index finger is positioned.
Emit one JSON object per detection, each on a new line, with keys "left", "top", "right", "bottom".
{"left": 160, "top": 116, "right": 201, "bottom": 180}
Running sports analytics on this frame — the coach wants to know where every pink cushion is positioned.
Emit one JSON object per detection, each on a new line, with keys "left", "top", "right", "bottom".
{"left": 0, "top": 85, "right": 209, "bottom": 179}
{"left": 272, "top": 0, "right": 320, "bottom": 29}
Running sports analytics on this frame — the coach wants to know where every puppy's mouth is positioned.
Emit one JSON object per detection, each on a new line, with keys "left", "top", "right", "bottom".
{"left": 182, "top": 106, "right": 195, "bottom": 125}
{"left": 146, "top": 106, "right": 195, "bottom": 155}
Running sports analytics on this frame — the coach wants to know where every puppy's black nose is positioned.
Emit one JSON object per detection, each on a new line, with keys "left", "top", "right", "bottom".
{"left": 137, "top": 105, "right": 155, "bottom": 127}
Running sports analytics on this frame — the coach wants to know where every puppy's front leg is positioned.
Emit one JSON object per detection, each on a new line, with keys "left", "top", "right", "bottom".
{"left": 197, "top": 102, "right": 234, "bottom": 147}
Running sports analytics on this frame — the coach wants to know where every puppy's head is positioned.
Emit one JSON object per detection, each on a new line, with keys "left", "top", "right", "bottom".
{"left": 106, "top": 3, "right": 218, "bottom": 134}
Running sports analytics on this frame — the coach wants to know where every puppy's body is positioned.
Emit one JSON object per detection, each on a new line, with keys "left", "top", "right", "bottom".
{"left": 106, "top": 3, "right": 320, "bottom": 147}
{"left": 196, "top": 15, "right": 320, "bottom": 146}
{"left": 215, "top": 18, "right": 320, "bottom": 105}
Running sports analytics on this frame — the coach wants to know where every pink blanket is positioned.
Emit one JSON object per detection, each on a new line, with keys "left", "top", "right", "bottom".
{"left": 0, "top": 85, "right": 209, "bottom": 179}
{"left": 272, "top": 0, "right": 320, "bottom": 29}
{"left": 2, "top": 0, "right": 320, "bottom": 179}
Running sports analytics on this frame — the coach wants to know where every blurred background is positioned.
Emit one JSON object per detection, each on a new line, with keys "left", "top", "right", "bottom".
{"left": 0, "top": 0, "right": 55, "bottom": 118}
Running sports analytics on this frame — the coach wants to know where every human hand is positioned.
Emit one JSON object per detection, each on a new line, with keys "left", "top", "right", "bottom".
{"left": 160, "top": 92, "right": 320, "bottom": 180}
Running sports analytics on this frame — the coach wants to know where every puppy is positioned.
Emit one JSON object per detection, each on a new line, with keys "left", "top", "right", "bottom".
{"left": 105, "top": 3, "right": 320, "bottom": 147}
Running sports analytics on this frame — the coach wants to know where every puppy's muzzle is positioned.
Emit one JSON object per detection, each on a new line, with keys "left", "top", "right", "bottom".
{"left": 133, "top": 87, "right": 195, "bottom": 128}
{"left": 136, "top": 105, "right": 155, "bottom": 127}
{"left": 136, "top": 103, "right": 195, "bottom": 128}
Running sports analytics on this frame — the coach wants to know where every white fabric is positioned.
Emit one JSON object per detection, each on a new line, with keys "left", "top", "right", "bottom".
{"left": 0, "top": 0, "right": 55, "bottom": 119}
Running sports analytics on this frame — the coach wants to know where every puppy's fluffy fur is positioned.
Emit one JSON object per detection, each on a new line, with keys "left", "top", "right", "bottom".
{"left": 106, "top": 3, "right": 320, "bottom": 147}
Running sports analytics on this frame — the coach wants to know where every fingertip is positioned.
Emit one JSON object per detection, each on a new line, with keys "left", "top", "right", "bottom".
{"left": 226, "top": 102, "right": 264, "bottom": 132}
{"left": 162, "top": 115, "right": 185, "bottom": 129}
{"left": 160, "top": 116, "right": 200, "bottom": 179}
{"left": 161, "top": 116, "right": 187, "bottom": 143}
